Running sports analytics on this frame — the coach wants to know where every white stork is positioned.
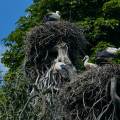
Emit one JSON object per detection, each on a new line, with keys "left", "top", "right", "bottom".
{"left": 53, "top": 62, "right": 66, "bottom": 71}
{"left": 53, "top": 62, "right": 70, "bottom": 79}
{"left": 106, "top": 47, "right": 120, "bottom": 54}
{"left": 43, "top": 11, "right": 60, "bottom": 22}
{"left": 83, "top": 55, "right": 98, "bottom": 70}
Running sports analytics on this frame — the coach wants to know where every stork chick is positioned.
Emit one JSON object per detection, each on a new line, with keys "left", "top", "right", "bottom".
{"left": 53, "top": 62, "right": 70, "bottom": 80}
{"left": 83, "top": 55, "right": 98, "bottom": 70}
{"left": 53, "top": 62, "right": 66, "bottom": 71}
{"left": 43, "top": 11, "right": 60, "bottom": 22}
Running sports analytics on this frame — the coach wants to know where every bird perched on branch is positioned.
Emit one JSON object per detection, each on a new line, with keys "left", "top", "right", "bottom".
{"left": 83, "top": 55, "right": 98, "bottom": 70}
{"left": 43, "top": 11, "right": 61, "bottom": 22}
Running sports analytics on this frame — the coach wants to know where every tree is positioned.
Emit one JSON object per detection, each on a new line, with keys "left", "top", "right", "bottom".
{"left": 1, "top": 0, "right": 120, "bottom": 119}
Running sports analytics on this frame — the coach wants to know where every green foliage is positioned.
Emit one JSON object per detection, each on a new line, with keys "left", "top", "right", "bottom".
{"left": 76, "top": 17, "right": 120, "bottom": 46}
{"left": 102, "top": 0, "right": 120, "bottom": 19}
{"left": 1, "top": 48, "right": 24, "bottom": 71}
{"left": 112, "top": 51, "right": 120, "bottom": 64}
{"left": 75, "top": 18, "right": 94, "bottom": 42}
{"left": 0, "top": 89, "right": 6, "bottom": 103}
{"left": 0, "top": 68, "right": 33, "bottom": 120}
{"left": 92, "top": 18, "right": 119, "bottom": 42}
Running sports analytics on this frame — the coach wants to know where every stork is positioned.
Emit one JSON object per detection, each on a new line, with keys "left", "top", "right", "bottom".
{"left": 53, "top": 61, "right": 70, "bottom": 80}
{"left": 43, "top": 11, "right": 61, "bottom": 22}
{"left": 53, "top": 62, "right": 66, "bottom": 71}
{"left": 83, "top": 55, "right": 98, "bottom": 70}
{"left": 96, "top": 47, "right": 120, "bottom": 65}
{"left": 106, "top": 47, "right": 120, "bottom": 54}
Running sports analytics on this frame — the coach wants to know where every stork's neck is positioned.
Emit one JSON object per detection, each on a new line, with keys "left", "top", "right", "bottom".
{"left": 84, "top": 57, "right": 89, "bottom": 65}
{"left": 57, "top": 45, "right": 71, "bottom": 64}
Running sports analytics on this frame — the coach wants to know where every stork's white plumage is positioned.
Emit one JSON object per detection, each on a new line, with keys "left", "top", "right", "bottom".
{"left": 54, "top": 62, "right": 66, "bottom": 71}
{"left": 43, "top": 11, "right": 61, "bottom": 22}
{"left": 83, "top": 55, "right": 98, "bottom": 70}
{"left": 50, "top": 11, "right": 60, "bottom": 19}
{"left": 106, "top": 47, "right": 120, "bottom": 54}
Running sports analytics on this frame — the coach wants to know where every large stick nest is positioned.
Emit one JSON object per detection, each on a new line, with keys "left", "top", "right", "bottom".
{"left": 57, "top": 64, "right": 120, "bottom": 120}
{"left": 24, "top": 21, "right": 88, "bottom": 81}
{"left": 22, "top": 21, "right": 120, "bottom": 120}
{"left": 24, "top": 64, "right": 120, "bottom": 120}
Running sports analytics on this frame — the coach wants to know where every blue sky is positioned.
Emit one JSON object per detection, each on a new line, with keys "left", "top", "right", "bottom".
{"left": 0, "top": 0, "right": 32, "bottom": 74}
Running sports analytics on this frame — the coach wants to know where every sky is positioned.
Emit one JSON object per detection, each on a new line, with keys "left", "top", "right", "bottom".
{"left": 0, "top": 0, "right": 32, "bottom": 74}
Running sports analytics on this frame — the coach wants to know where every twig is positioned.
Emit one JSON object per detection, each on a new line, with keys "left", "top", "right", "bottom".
{"left": 19, "top": 94, "right": 39, "bottom": 120}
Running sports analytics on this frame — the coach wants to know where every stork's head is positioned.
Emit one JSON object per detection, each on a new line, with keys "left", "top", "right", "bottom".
{"left": 82, "top": 55, "right": 89, "bottom": 61}
{"left": 56, "top": 11, "right": 60, "bottom": 15}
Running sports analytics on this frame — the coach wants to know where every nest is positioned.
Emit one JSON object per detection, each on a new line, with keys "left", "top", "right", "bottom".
{"left": 23, "top": 21, "right": 120, "bottom": 120}
{"left": 24, "top": 21, "right": 88, "bottom": 81}
{"left": 57, "top": 64, "right": 120, "bottom": 120}
{"left": 23, "top": 64, "right": 120, "bottom": 120}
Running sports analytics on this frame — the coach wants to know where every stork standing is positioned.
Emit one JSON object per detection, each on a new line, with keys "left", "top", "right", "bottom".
{"left": 83, "top": 55, "right": 98, "bottom": 70}
{"left": 43, "top": 11, "right": 61, "bottom": 22}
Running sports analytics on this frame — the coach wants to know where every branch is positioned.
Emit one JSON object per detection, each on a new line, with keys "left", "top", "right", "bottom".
{"left": 19, "top": 94, "right": 39, "bottom": 120}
